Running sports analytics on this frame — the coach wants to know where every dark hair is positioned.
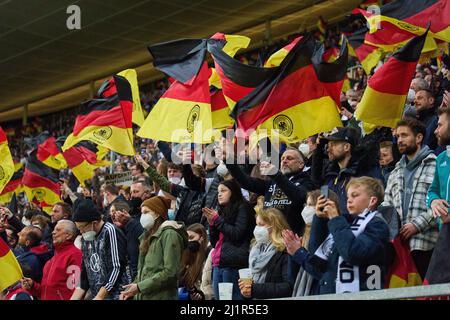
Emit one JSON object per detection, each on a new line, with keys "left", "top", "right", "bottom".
{"left": 168, "top": 163, "right": 183, "bottom": 171}
{"left": 181, "top": 223, "right": 208, "bottom": 290}
{"left": 417, "top": 88, "right": 434, "bottom": 99}
{"left": 104, "top": 184, "right": 119, "bottom": 196}
{"left": 55, "top": 202, "right": 72, "bottom": 219}
{"left": 396, "top": 118, "right": 426, "bottom": 138}
{"left": 131, "top": 163, "right": 144, "bottom": 173}
{"left": 26, "top": 226, "right": 43, "bottom": 247}
{"left": 218, "top": 179, "right": 245, "bottom": 220}
{"left": 111, "top": 201, "right": 130, "bottom": 213}
{"left": 438, "top": 107, "right": 450, "bottom": 118}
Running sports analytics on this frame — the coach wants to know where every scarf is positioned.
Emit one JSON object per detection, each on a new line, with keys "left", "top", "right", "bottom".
{"left": 314, "top": 209, "right": 377, "bottom": 293}
{"left": 249, "top": 242, "right": 277, "bottom": 284}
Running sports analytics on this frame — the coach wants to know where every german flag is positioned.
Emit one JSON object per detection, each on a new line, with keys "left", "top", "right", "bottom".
{"left": 0, "top": 167, "right": 23, "bottom": 205}
{"left": 385, "top": 236, "right": 422, "bottom": 288}
{"left": 63, "top": 75, "right": 134, "bottom": 156}
{"left": 22, "top": 149, "right": 61, "bottom": 210}
{"left": 355, "top": 30, "right": 428, "bottom": 128}
{"left": 0, "top": 237, "right": 23, "bottom": 291}
{"left": 0, "top": 127, "right": 14, "bottom": 195}
{"left": 62, "top": 141, "right": 111, "bottom": 186}
{"left": 208, "top": 38, "right": 278, "bottom": 111}
{"left": 210, "top": 87, "right": 233, "bottom": 130}
{"left": 355, "top": 0, "right": 450, "bottom": 51}
{"left": 347, "top": 28, "right": 384, "bottom": 75}
{"left": 231, "top": 33, "right": 345, "bottom": 143}
{"left": 33, "top": 132, "right": 67, "bottom": 170}
{"left": 137, "top": 62, "right": 213, "bottom": 143}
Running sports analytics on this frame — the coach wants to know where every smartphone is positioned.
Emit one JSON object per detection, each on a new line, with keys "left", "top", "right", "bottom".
{"left": 320, "top": 185, "right": 329, "bottom": 199}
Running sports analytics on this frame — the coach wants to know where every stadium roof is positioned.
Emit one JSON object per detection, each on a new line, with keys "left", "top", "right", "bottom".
{"left": 0, "top": 0, "right": 360, "bottom": 123}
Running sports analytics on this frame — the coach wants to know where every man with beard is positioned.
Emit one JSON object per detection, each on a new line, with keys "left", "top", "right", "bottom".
{"left": 312, "top": 127, "right": 382, "bottom": 215}
{"left": 382, "top": 118, "right": 438, "bottom": 279}
{"left": 414, "top": 89, "right": 438, "bottom": 150}
{"left": 428, "top": 107, "right": 450, "bottom": 226}
{"left": 129, "top": 181, "right": 152, "bottom": 217}
{"left": 224, "top": 147, "right": 316, "bottom": 235}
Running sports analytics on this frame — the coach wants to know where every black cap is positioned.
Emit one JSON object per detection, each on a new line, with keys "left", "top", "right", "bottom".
{"left": 72, "top": 198, "right": 101, "bottom": 222}
{"left": 323, "top": 127, "right": 359, "bottom": 147}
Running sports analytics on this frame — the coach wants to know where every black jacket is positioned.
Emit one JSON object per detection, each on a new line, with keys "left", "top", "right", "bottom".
{"left": 227, "top": 164, "right": 316, "bottom": 235}
{"left": 311, "top": 142, "right": 382, "bottom": 215}
{"left": 210, "top": 202, "right": 255, "bottom": 269}
{"left": 252, "top": 250, "right": 293, "bottom": 299}
{"left": 123, "top": 218, "right": 145, "bottom": 279}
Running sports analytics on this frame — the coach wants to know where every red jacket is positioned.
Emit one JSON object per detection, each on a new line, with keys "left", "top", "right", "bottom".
{"left": 31, "top": 241, "right": 82, "bottom": 300}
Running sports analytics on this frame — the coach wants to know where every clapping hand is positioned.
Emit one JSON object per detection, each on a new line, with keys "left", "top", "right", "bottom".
{"left": 202, "top": 207, "right": 218, "bottom": 225}
{"left": 282, "top": 229, "right": 303, "bottom": 256}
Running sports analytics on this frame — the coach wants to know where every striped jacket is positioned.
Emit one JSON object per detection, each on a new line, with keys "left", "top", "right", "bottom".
{"left": 80, "top": 222, "right": 131, "bottom": 299}
{"left": 382, "top": 153, "right": 438, "bottom": 251}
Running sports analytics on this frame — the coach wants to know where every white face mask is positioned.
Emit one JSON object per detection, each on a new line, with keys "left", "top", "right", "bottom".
{"left": 298, "top": 144, "right": 310, "bottom": 157}
{"left": 82, "top": 225, "right": 96, "bottom": 241}
{"left": 168, "top": 177, "right": 181, "bottom": 185}
{"left": 216, "top": 162, "right": 229, "bottom": 177}
{"left": 140, "top": 213, "right": 155, "bottom": 230}
{"left": 407, "top": 88, "right": 416, "bottom": 104}
{"left": 253, "top": 226, "right": 270, "bottom": 244}
{"left": 103, "top": 196, "right": 109, "bottom": 207}
{"left": 301, "top": 206, "right": 316, "bottom": 225}
{"left": 77, "top": 186, "right": 83, "bottom": 194}
{"left": 22, "top": 217, "right": 31, "bottom": 226}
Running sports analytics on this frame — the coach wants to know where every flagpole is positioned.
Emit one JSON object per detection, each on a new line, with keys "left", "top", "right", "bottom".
{"left": 110, "top": 150, "right": 114, "bottom": 174}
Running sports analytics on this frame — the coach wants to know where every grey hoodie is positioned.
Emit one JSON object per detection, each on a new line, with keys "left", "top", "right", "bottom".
{"left": 400, "top": 145, "right": 434, "bottom": 223}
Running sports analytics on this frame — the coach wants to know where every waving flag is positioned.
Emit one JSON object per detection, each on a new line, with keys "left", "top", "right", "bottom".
{"left": 0, "top": 167, "right": 23, "bottom": 205}
{"left": 0, "top": 127, "right": 14, "bottom": 194}
{"left": 355, "top": 0, "right": 449, "bottom": 52}
{"left": 0, "top": 237, "right": 23, "bottom": 291}
{"left": 22, "top": 149, "right": 61, "bottom": 210}
{"left": 63, "top": 75, "right": 134, "bottom": 155}
{"left": 62, "top": 141, "right": 111, "bottom": 186}
{"left": 355, "top": 30, "right": 428, "bottom": 128}
{"left": 347, "top": 28, "right": 384, "bottom": 74}
{"left": 30, "top": 132, "right": 67, "bottom": 170}
{"left": 232, "top": 34, "right": 345, "bottom": 143}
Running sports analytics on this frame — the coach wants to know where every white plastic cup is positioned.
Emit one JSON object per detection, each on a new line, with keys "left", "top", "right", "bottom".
{"left": 446, "top": 146, "right": 450, "bottom": 158}
{"left": 218, "top": 282, "right": 233, "bottom": 300}
{"left": 239, "top": 268, "right": 253, "bottom": 286}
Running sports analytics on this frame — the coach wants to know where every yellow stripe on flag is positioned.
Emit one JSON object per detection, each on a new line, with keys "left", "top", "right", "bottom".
{"left": 118, "top": 69, "right": 145, "bottom": 127}
{"left": 355, "top": 86, "right": 407, "bottom": 128}
{"left": 64, "top": 126, "right": 135, "bottom": 156}
{"left": 211, "top": 107, "right": 233, "bottom": 131}
{"left": 0, "top": 142, "right": 14, "bottom": 194}
{"left": 256, "top": 96, "right": 343, "bottom": 144}
{"left": 137, "top": 98, "right": 213, "bottom": 144}
{"left": 0, "top": 239, "right": 23, "bottom": 291}
{"left": 23, "top": 186, "right": 61, "bottom": 207}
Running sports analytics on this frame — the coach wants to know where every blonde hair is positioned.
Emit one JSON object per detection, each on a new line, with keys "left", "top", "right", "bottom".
{"left": 254, "top": 208, "right": 290, "bottom": 252}
{"left": 346, "top": 176, "right": 384, "bottom": 207}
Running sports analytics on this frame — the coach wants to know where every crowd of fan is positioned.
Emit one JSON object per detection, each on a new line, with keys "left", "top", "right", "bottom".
{"left": 1, "top": 21, "right": 450, "bottom": 300}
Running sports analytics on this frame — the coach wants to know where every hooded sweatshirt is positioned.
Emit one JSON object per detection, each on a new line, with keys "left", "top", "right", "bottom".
{"left": 401, "top": 145, "right": 434, "bottom": 223}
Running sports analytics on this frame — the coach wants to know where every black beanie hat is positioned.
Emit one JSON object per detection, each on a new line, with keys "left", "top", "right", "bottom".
{"left": 72, "top": 198, "right": 101, "bottom": 222}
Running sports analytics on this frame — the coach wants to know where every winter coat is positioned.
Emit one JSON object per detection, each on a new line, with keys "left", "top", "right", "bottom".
{"left": 227, "top": 164, "right": 316, "bottom": 235}
{"left": 30, "top": 241, "right": 82, "bottom": 300}
{"left": 123, "top": 218, "right": 145, "bottom": 279}
{"left": 134, "top": 221, "right": 188, "bottom": 300}
{"left": 312, "top": 144, "right": 382, "bottom": 215}
{"left": 210, "top": 202, "right": 255, "bottom": 269}
{"left": 251, "top": 250, "right": 293, "bottom": 299}
{"left": 301, "top": 213, "right": 390, "bottom": 295}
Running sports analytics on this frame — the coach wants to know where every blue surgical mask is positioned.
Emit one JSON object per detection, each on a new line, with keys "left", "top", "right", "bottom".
{"left": 167, "top": 209, "right": 175, "bottom": 221}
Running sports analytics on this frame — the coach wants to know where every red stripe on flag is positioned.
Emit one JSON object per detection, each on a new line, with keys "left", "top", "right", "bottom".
{"left": 22, "top": 169, "right": 60, "bottom": 195}
{"left": 162, "top": 63, "right": 211, "bottom": 104}
{"left": 214, "top": 63, "right": 255, "bottom": 103}
{"left": 368, "top": 58, "right": 417, "bottom": 95}
{"left": 0, "top": 127, "right": 6, "bottom": 144}
{"left": 211, "top": 89, "right": 228, "bottom": 112}
{"left": 73, "top": 105, "right": 129, "bottom": 136}
{"left": 237, "top": 65, "right": 336, "bottom": 130}
{"left": 1, "top": 179, "right": 21, "bottom": 194}
{"left": 0, "top": 237, "right": 10, "bottom": 257}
